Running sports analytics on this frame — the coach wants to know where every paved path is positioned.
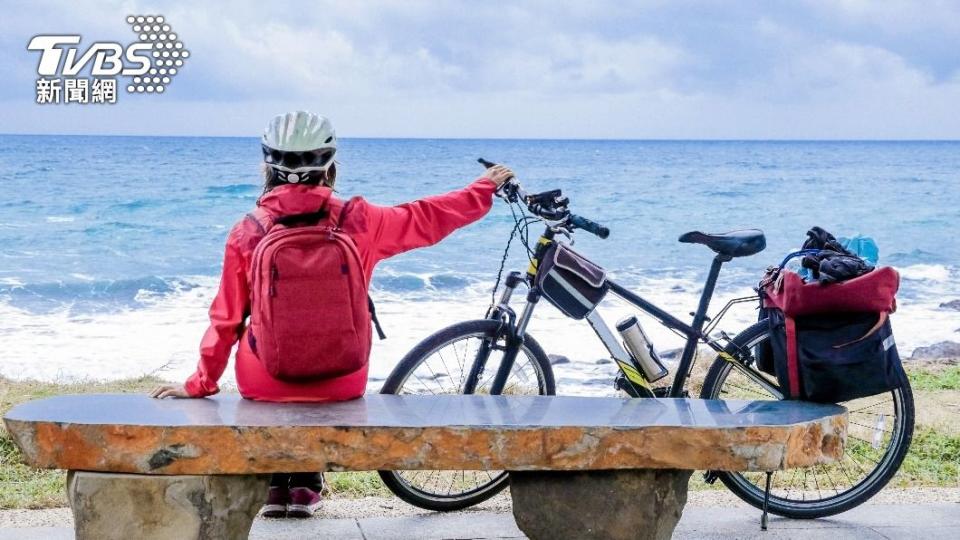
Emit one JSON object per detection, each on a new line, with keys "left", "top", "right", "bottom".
{"left": 1, "top": 503, "right": 956, "bottom": 539}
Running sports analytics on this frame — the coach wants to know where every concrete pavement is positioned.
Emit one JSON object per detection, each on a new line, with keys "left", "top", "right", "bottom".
{"left": 0, "top": 503, "right": 956, "bottom": 539}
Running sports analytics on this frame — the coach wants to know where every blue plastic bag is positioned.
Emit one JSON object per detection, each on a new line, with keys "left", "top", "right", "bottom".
{"left": 839, "top": 235, "right": 879, "bottom": 266}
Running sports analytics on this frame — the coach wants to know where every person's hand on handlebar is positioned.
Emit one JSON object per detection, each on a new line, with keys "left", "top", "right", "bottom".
{"left": 479, "top": 164, "right": 514, "bottom": 187}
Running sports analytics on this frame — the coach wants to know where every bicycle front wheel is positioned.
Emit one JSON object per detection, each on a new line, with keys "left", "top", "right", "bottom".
{"left": 701, "top": 321, "right": 915, "bottom": 519}
{"left": 378, "top": 319, "right": 555, "bottom": 511}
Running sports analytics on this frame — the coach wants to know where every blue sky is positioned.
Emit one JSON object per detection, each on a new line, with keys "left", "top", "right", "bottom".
{"left": 2, "top": 0, "right": 959, "bottom": 138}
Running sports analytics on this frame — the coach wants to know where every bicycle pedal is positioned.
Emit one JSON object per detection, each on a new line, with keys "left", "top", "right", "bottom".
{"left": 652, "top": 387, "right": 689, "bottom": 398}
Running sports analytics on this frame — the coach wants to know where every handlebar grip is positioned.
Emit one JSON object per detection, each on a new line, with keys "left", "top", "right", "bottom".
{"left": 569, "top": 214, "right": 610, "bottom": 239}
{"left": 478, "top": 158, "right": 497, "bottom": 168}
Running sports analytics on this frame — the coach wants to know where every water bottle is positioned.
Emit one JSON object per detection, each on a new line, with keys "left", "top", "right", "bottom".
{"left": 616, "top": 315, "right": 668, "bottom": 382}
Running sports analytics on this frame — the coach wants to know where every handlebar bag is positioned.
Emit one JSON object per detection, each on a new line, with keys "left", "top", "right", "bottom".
{"left": 536, "top": 241, "right": 608, "bottom": 319}
{"left": 761, "top": 268, "right": 906, "bottom": 402}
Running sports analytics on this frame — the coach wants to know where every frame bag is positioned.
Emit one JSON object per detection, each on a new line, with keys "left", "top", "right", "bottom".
{"left": 536, "top": 242, "right": 608, "bottom": 319}
{"left": 761, "top": 267, "right": 906, "bottom": 403}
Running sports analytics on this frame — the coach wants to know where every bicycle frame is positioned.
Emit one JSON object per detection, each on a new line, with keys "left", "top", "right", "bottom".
{"left": 470, "top": 227, "right": 783, "bottom": 400}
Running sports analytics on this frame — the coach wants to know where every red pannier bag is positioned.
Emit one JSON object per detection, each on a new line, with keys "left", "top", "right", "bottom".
{"left": 246, "top": 204, "right": 371, "bottom": 381}
{"left": 760, "top": 267, "right": 907, "bottom": 402}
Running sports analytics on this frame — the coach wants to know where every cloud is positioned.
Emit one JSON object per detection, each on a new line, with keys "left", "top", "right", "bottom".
{"left": 0, "top": 0, "right": 958, "bottom": 138}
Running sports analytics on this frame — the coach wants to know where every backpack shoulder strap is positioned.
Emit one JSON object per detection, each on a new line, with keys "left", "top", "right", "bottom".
{"left": 328, "top": 197, "right": 355, "bottom": 230}
{"left": 326, "top": 197, "right": 385, "bottom": 340}
{"left": 368, "top": 294, "right": 386, "bottom": 340}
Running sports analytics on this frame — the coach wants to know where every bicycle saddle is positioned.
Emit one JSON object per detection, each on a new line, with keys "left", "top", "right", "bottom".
{"left": 678, "top": 229, "right": 766, "bottom": 258}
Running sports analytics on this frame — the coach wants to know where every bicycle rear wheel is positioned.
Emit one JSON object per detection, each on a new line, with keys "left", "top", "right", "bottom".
{"left": 378, "top": 319, "right": 555, "bottom": 511}
{"left": 701, "top": 321, "right": 914, "bottom": 519}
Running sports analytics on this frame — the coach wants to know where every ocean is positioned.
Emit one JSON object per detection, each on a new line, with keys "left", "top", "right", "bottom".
{"left": 1, "top": 135, "right": 958, "bottom": 395}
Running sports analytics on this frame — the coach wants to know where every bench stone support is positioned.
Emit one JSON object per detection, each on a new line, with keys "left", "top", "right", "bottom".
{"left": 510, "top": 469, "right": 693, "bottom": 540}
{"left": 67, "top": 471, "right": 269, "bottom": 540}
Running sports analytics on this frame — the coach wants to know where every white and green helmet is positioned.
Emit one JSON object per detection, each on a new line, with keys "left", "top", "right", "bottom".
{"left": 261, "top": 111, "right": 337, "bottom": 184}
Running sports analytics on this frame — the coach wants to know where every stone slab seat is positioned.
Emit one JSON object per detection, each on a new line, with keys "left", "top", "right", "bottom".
{"left": 4, "top": 394, "right": 846, "bottom": 540}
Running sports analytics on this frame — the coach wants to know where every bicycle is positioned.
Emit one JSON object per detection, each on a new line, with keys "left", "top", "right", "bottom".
{"left": 378, "top": 159, "right": 914, "bottom": 519}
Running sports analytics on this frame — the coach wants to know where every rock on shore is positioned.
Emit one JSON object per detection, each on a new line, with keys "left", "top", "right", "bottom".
{"left": 939, "top": 299, "right": 960, "bottom": 311}
{"left": 547, "top": 354, "right": 570, "bottom": 365}
{"left": 910, "top": 341, "right": 960, "bottom": 360}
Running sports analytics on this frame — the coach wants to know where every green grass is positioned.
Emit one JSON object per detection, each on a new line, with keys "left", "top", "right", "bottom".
{"left": 896, "top": 426, "right": 960, "bottom": 487}
{"left": 906, "top": 365, "right": 960, "bottom": 391}
{"left": 325, "top": 471, "right": 392, "bottom": 498}
{"left": 0, "top": 375, "right": 165, "bottom": 509}
{"left": 1, "top": 368, "right": 959, "bottom": 509}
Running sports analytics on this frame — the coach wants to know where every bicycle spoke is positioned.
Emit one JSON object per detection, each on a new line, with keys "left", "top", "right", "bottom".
{"left": 836, "top": 455, "right": 856, "bottom": 488}
{"left": 721, "top": 382, "right": 772, "bottom": 399}
{"left": 849, "top": 421, "right": 893, "bottom": 435}
{"left": 845, "top": 399, "right": 893, "bottom": 414}
{"left": 435, "top": 351, "right": 454, "bottom": 391}
{"left": 456, "top": 340, "right": 471, "bottom": 390}
{"left": 811, "top": 465, "right": 822, "bottom": 499}
{"left": 820, "top": 463, "right": 841, "bottom": 495}
{"left": 410, "top": 374, "right": 438, "bottom": 395}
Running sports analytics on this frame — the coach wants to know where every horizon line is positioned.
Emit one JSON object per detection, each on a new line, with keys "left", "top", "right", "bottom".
{"left": 2, "top": 132, "right": 960, "bottom": 143}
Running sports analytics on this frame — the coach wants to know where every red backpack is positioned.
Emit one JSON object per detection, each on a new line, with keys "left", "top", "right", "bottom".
{"left": 245, "top": 201, "right": 378, "bottom": 381}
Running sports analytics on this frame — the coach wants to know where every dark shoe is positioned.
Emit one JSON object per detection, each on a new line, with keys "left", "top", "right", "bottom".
{"left": 287, "top": 487, "right": 322, "bottom": 518}
{"left": 261, "top": 486, "right": 289, "bottom": 518}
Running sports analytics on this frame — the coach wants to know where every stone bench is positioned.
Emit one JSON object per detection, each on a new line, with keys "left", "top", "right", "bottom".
{"left": 4, "top": 394, "right": 845, "bottom": 540}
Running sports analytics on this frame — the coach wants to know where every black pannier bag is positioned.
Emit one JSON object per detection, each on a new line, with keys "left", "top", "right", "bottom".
{"left": 536, "top": 242, "right": 608, "bottom": 319}
{"left": 754, "top": 307, "right": 777, "bottom": 376}
{"left": 760, "top": 266, "right": 905, "bottom": 403}
{"left": 767, "top": 310, "right": 906, "bottom": 403}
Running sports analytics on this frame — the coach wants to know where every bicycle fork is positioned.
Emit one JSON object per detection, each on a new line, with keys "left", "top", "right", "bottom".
{"left": 463, "top": 272, "right": 533, "bottom": 395}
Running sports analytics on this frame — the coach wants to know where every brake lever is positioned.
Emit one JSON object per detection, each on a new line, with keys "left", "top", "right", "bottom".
{"left": 498, "top": 180, "right": 526, "bottom": 203}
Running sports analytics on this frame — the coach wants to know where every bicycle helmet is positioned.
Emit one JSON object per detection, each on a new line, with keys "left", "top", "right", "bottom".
{"left": 261, "top": 111, "right": 337, "bottom": 185}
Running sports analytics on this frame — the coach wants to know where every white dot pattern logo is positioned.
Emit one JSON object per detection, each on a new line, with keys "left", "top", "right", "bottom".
{"left": 125, "top": 14, "right": 188, "bottom": 94}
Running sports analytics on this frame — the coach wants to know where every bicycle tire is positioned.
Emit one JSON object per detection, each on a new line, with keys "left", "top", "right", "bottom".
{"left": 701, "top": 320, "right": 915, "bottom": 519}
{"left": 378, "top": 319, "right": 555, "bottom": 511}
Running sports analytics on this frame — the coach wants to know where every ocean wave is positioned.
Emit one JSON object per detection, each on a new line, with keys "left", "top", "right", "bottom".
{"left": 898, "top": 264, "right": 952, "bottom": 282}
{"left": 704, "top": 190, "right": 750, "bottom": 198}
{"left": 886, "top": 249, "right": 940, "bottom": 265}
{"left": 0, "top": 276, "right": 200, "bottom": 314}
{"left": 82, "top": 221, "right": 155, "bottom": 233}
{"left": 370, "top": 267, "right": 488, "bottom": 294}
{"left": 205, "top": 183, "right": 260, "bottom": 196}
{"left": 108, "top": 200, "right": 152, "bottom": 211}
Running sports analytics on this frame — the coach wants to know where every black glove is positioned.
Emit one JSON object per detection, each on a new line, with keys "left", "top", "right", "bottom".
{"left": 800, "top": 252, "right": 824, "bottom": 280}
{"left": 803, "top": 226, "right": 854, "bottom": 256}
{"left": 818, "top": 253, "right": 874, "bottom": 284}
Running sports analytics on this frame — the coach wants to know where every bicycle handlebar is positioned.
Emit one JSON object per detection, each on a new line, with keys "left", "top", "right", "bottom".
{"left": 478, "top": 157, "right": 609, "bottom": 239}
{"left": 568, "top": 214, "right": 610, "bottom": 239}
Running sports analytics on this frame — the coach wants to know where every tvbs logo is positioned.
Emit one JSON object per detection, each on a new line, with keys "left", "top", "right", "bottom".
{"left": 28, "top": 15, "right": 189, "bottom": 105}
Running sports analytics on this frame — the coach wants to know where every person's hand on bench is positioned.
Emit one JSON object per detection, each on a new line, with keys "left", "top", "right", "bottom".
{"left": 149, "top": 383, "right": 191, "bottom": 399}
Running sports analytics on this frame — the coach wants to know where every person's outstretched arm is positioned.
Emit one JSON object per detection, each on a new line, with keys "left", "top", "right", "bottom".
{"left": 151, "top": 232, "right": 250, "bottom": 399}
{"left": 365, "top": 165, "right": 513, "bottom": 261}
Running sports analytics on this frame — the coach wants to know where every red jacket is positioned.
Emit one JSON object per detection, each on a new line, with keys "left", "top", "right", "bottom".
{"left": 185, "top": 178, "right": 497, "bottom": 401}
